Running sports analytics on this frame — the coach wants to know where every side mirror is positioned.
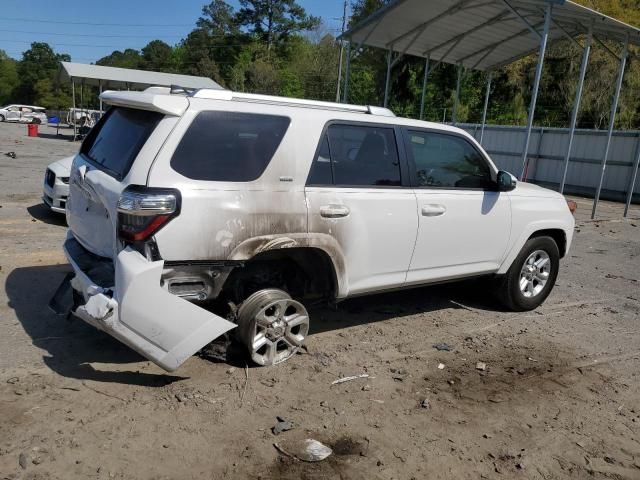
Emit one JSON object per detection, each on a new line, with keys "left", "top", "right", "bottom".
{"left": 496, "top": 171, "right": 517, "bottom": 192}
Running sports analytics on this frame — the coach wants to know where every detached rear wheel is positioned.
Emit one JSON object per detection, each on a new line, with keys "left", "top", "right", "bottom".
{"left": 497, "top": 236, "right": 560, "bottom": 311}
{"left": 236, "top": 289, "right": 309, "bottom": 366}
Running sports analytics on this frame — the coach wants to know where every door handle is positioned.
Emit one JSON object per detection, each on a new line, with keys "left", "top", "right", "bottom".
{"left": 421, "top": 204, "right": 446, "bottom": 217}
{"left": 320, "top": 205, "right": 350, "bottom": 218}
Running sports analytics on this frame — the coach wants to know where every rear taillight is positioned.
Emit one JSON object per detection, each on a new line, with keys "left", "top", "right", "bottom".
{"left": 117, "top": 186, "right": 180, "bottom": 242}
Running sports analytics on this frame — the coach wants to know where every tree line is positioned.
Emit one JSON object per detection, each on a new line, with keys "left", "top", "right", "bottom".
{"left": 0, "top": 0, "right": 638, "bottom": 129}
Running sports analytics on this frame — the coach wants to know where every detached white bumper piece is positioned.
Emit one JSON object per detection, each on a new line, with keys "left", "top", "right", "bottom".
{"left": 63, "top": 235, "right": 236, "bottom": 371}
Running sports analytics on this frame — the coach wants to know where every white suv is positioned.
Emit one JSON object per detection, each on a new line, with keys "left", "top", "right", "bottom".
{"left": 51, "top": 87, "right": 575, "bottom": 372}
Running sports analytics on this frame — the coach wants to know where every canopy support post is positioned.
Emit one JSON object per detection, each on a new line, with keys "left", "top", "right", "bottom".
{"left": 519, "top": 2, "right": 552, "bottom": 180}
{"left": 452, "top": 63, "right": 463, "bottom": 125}
{"left": 99, "top": 80, "right": 103, "bottom": 114}
{"left": 384, "top": 48, "right": 393, "bottom": 108}
{"left": 71, "top": 78, "right": 76, "bottom": 141}
{"left": 560, "top": 25, "right": 592, "bottom": 194}
{"left": 419, "top": 55, "right": 431, "bottom": 120}
{"left": 342, "top": 41, "right": 351, "bottom": 103}
{"left": 592, "top": 38, "right": 629, "bottom": 219}
{"left": 480, "top": 71, "right": 492, "bottom": 145}
{"left": 624, "top": 134, "right": 640, "bottom": 217}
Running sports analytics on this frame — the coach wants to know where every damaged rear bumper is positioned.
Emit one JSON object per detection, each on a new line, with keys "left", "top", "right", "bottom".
{"left": 60, "top": 233, "right": 236, "bottom": 371}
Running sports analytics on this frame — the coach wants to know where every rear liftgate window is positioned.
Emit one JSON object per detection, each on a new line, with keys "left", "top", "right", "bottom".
{"left": 170, "top": 111, "right": 291, "bottom": 181}
{"left": 81, "top": 107, "right": 163, "bottom": 179}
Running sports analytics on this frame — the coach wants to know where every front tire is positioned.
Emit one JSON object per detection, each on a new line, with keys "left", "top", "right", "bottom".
{"left": 497, "top": 236, "right": 560, "bottom": 311}
{"left": 0, "top": 115, "right": 5, "bottom": 122}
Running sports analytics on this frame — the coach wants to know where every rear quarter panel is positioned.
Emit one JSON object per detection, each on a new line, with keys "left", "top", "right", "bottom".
{"left": 148, "top": 100, "right": 326, "bottom": 261}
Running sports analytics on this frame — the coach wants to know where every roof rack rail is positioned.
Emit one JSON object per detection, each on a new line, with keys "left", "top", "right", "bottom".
{"left": 190, "top": 89, "right": 395, "bottom": 117}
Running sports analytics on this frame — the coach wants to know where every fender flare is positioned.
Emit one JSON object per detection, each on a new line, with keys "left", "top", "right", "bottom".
{"left": 227, "top": 233, "right": 349, "bottom": 298}
{"left": 497, "top": 220, "right": 572, "bottom": 274}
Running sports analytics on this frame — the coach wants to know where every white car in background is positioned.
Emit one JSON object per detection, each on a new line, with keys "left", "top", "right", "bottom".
{"left": 43, "top": 156, "right": 73, "bottom": 213}
{"left": 0, "top": 104, "right": 48, "bottom": 124}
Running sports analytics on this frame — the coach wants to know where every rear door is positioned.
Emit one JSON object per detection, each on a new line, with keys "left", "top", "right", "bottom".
{"left": 402, "top": 128, "right": 511, "bottom": 285}
{"left": 305, "top": 122, "right": 418, "bottom": 295}
{"left": 66, "top": 107, "right": 164, "bottom": 258}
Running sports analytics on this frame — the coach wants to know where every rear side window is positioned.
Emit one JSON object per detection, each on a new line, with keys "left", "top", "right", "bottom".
{"left": 170, "top": 111, "right": 290, "bottom": 182}
{"left": 81, "top": 107, "right": 163, "bottom": 179}
{"left": 307, "top": 124, "right": 401, "bottom": 187}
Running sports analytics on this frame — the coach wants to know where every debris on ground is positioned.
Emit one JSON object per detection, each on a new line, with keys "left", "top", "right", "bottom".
{"left": 331, "top": 374, "right": 369, "bottom": 385}
{"left": 271, "top": 416, "right": 294, "bottom": 435}
{"left": 274, "top": 439, "right": 332, "bottom": 462}
{"left": 4, "top": 151, "right": 16, "bottom": 159}
{"left": 438, "top": 363, "right": 445, "bottom": 370}
{"left": 476, "top": 362, "right": 487, "bottom": 371}
{"left": 198, "top": 339, "right": 229, "bottom": 362}
{"left": 390, "top": 367, "right": 408, "bottom": 381}
{"left": 420, "top": 399, "right": 431, "bottom": 409}
{"left": 433, "top": 343, "right": 453, "bottom": 351}
{"left": 18, "top": 453, "right": 28, "bottom": 469}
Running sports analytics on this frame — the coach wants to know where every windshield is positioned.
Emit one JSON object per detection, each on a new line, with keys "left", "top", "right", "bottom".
{"left": 80, "top": 107, "right": 163, "bottom": 180}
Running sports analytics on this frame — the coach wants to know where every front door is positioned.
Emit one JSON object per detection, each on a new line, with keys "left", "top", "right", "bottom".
{"left": 401, "top": 128, "right": 511, "bottom": 285}
{"left": 6, "top": 106, "right": 20, "bottom": 122}
{"left": 305, "top": 123, "right": 418, "bottom": 296}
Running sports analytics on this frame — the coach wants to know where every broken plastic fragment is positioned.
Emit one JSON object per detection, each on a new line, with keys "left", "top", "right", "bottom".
{"left": 331, "top": 374, "right": 369, "bottom": 385}
{"left": 274, "top": 439, "right": 332, "bottom": 462}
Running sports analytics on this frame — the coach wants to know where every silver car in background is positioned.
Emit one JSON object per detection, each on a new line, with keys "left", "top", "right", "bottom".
{"left": 0, "top": 104, "right": 48, "bottom": 124}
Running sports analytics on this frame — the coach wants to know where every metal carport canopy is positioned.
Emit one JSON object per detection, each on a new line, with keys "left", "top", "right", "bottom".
{"left": 59, "top": 62, "right": 223, "bottom": 90}
{"left": 341, "top": 0, "right": 640, "bottom": 71}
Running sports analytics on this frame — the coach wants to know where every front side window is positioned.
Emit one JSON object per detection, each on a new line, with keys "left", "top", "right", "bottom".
{"left": 307, "top": 124, "right": 401, "bottom": 187}
{"left": 81, "top": 107, "right": 163, "bottom": 179}
{"left": 170, "top": 111, "right": 290, "bottom": 182}
{"left": 406, "top": 130, "right": 492, "bottom": 189}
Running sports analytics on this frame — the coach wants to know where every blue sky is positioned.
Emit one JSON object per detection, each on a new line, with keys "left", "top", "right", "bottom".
{"left": 0, "top": 0, "right": 348, "bottom": 63}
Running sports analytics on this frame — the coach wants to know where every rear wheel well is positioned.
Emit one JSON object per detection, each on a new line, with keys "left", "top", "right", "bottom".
{"left": 221, "top": 247, "right": 338, "bottom": 304}
{"left": 529, "top": 229, "right": 566, "bottom": 258}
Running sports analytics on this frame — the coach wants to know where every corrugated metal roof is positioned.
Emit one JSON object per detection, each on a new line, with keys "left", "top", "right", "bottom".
{"left": 59, "top": 62, "right": 223, "bottom": 90}
{"left": 341, "top": 0, "right": 640, "bottom": 71}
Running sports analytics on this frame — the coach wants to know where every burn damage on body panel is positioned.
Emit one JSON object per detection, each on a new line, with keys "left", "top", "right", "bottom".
{"left": 209, "top": 211, "right": 308, "bottom": 259}
{"left": 215, "top": 233, "right": 348, "bottom": 304}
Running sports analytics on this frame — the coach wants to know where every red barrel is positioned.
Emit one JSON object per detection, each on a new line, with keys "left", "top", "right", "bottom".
{"left": 27, "top": 124, "right": 38, "bottom": 137}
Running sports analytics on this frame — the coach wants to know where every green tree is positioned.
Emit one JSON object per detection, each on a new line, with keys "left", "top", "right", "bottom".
{"left": 0, "top": 50, "right": 19, "bottom": 105}
{"left": 198, "top": 0, "right": 239, "bottom": 37}
{"left": 96, "top": 48, "right": 142, "bottom": 69}
{"left": 15, "top": 42, "right": 70, "bottom": 104}
{"left": 236, "top": 0, "right": 321, "bottom": 51}
{"left": 141, "top": 40, "right": 175, "bottom": 72}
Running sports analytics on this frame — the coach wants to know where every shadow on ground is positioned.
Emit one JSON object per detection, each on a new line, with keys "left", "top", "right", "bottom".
{"left": 27, "top": 203, "right": 67, "bottom": 227}
{"left": 36, "top": 132, "right": 74, "bottom": 141}
{"left": 7, "top": 262, "right": 504, "bottom": 381}
{"left": 309, "top": 278, "right": 504, "bottom": 335}
{"left": 6, "top": 264, "right": 187, "bottom": 386}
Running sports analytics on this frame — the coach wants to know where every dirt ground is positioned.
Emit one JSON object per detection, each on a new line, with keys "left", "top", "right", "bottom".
{"left": 1, "top": 121, "right": 640, "bottom": 480}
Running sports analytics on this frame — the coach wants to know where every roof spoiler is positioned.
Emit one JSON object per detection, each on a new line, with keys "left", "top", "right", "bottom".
{"left": 100, "top": 90, "right": 189, "bottom": 116}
